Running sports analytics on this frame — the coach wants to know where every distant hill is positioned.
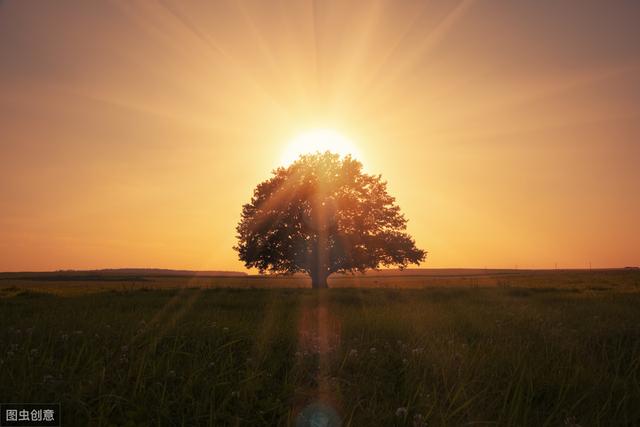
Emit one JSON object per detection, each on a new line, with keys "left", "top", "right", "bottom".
{"left": 89, "top": 268, "right": 247, "bottom": 277}
{"left": 0, "top": 268, "right": 247, "bottom": 281}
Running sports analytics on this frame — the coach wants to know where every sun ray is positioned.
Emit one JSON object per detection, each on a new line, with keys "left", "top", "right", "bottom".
{"left": 355, "top": 0, "right": 476, "bottom": 110}
{"left": 153, "top": 1, "right": 294, "bottom": 122}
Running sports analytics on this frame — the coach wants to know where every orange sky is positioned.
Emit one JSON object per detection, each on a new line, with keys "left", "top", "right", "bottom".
{"left": 1, "top": 1, "right": 639, "bottom": 272}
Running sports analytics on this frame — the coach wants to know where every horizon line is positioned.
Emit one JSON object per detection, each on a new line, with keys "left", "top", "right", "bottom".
{"left": 1, "top": 266, "right": 638, "bottom": 275}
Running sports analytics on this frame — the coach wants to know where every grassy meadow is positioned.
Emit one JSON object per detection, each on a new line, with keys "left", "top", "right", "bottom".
{"left": 1, "top": 269, "right": 639, "bottom": 426}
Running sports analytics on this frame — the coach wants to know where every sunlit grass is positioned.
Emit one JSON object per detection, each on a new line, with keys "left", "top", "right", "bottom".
{"left": 328, "top": 288, "right": 640, "bottom": 425}
{"left": 1, "top": 271, "right": 639, "bottom": 426}
{"left": 0, "top": 289, "right": 301, "bottom": 426}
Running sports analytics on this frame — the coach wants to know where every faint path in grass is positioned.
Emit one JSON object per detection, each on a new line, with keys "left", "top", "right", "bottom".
{"left": 292, "top": 290, "right": 343, "bottom": 425}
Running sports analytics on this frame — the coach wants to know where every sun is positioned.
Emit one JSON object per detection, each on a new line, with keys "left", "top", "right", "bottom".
{"left": 281, "top": 128, "right": 361, "bottom": 166}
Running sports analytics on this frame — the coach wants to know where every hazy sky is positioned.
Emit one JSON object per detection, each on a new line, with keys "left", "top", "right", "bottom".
{"left": 1, "top": 1, "right": 639, "bottom": 271}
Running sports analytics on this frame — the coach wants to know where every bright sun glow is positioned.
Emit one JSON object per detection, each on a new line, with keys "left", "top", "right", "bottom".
{"left": 281, "top": 129, "right": 361, "bottom": 166}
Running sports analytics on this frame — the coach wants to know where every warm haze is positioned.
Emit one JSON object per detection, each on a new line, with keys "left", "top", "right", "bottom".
{"left": 1, "top": 1, "right": 639, "bottom": 271}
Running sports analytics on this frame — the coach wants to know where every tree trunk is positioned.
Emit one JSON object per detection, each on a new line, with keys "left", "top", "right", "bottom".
{"left": 311, "top": 271, "right": 329, "bottom": 289}
{"left": 311, "top": 200, "right": 330, "bottom": 289}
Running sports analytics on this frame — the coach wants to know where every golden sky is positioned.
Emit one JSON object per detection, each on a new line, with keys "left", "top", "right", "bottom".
{"left": 1, "top": 1, "right": 639, "bottom": 271}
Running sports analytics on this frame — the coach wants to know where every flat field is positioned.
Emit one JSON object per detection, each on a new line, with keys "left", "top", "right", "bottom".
{"left": 0, "top": 269, "right": 639, "bottom": 426}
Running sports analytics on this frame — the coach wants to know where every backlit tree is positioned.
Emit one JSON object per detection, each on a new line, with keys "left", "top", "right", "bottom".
{"left": 234, "top": 152, "right": 426, "bottom": 288}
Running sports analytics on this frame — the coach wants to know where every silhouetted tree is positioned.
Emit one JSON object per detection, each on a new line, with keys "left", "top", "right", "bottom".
{"left": 234, "top": 152, "right": 426, "bottom": 288}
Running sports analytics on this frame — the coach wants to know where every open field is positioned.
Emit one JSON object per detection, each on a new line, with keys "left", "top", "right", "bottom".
{"left": 1, "top": 268, "right": 639, "bottom": 295}
{"left": 1, "top": 270, "right": 639, "bottom": 426}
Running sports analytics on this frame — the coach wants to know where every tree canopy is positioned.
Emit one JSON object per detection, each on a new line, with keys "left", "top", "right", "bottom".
{"left": 234, "top": 152, "right": 426, "bottom": 288}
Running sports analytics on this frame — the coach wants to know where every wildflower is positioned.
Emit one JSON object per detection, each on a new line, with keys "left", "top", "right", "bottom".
{"left": 395, "top": 407, "right": 408, "bottom": 417}
{"left": 413, "top": 413, "right": 427, "bottom": 427}
{"left": 167, "top": 370, "right": 176, "bottom": 378}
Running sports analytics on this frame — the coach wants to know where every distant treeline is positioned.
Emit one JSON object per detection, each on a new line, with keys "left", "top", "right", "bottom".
{"left": 0, "top": 268, "right": 248, "bottom": 281}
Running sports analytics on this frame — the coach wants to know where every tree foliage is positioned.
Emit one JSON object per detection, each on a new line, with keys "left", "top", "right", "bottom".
{"left": 234, "top": 152, "right": 426, "bottom": 288}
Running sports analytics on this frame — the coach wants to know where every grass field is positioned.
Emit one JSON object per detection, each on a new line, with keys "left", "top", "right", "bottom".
{"left": 1, "top": 269, "right": 639, "bottom": 426}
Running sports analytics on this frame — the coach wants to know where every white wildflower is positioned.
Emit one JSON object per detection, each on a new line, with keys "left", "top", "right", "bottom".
{"left": 413, "top": 413, "right": 427, "bottom": 427}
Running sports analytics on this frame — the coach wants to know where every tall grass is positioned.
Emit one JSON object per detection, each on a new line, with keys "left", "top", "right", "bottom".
{"left": 1, "top": 281, "right": 639, "bottom": 425}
